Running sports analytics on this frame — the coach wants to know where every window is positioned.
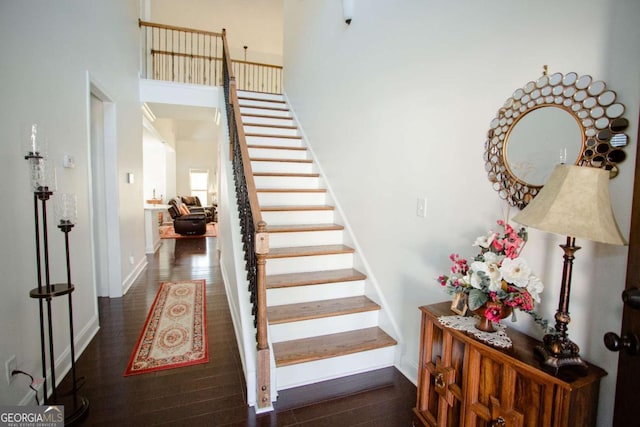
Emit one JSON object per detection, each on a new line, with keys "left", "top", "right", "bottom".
{"left": 189, "top": 169, "right": 209, "bottom": 205}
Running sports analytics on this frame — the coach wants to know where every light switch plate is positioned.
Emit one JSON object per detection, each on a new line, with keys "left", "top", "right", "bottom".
{"left": 416, "top": 197, "right": 427, "bottom": 218}
{"left": 63, "top": 154, "right": 75, "bottom": 168}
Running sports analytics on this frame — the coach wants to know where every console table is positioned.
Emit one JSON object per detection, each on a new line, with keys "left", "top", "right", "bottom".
{"left": 413, "top": 302, "right": 606, "bottom": 427}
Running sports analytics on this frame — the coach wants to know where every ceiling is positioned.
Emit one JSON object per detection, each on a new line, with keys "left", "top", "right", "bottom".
{"left": 145, "top": 103, "right": 219, "bottom": 143}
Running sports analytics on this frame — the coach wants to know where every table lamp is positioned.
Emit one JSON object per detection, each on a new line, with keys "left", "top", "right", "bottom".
{"left": 512, "top": 164, "right": 626, "bottom": 373}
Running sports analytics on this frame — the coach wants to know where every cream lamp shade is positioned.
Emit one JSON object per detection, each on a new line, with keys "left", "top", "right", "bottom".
{"left": 512, "top": 164, "right": 626, "bottom": 246}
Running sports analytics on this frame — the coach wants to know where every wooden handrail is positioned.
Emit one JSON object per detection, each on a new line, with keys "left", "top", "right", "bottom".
{"left": 222, "top": 29, "right": 271, "bottom": 409}
{"left": 150, "top": 49, "right": 221, "bottom": 61}
{"left": 233, "top": 59, "right": 283, "bottom": 69}
{"left": 228, "top": 81, "right": 263, "bottom": 226}
{"left": 139, "top": 19, "right": 223, "bottom": 37}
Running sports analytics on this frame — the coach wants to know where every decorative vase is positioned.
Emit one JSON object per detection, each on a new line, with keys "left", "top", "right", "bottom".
{"left": 472, "top": 302, "right": 512, "bottom": 333}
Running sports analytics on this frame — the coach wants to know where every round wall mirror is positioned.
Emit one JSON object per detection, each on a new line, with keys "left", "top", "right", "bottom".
{"left": 484, "top": 70, "right": 630, "bottom": 208}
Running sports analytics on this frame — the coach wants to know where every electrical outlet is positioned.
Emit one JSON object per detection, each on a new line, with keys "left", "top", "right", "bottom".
{"left": 5, "top": 355, "right": 16, "bottom": 385}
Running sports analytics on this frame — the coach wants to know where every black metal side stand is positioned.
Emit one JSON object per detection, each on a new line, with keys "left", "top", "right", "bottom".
{"left": 28, "top": 186, "right": 89, "bottom": 425}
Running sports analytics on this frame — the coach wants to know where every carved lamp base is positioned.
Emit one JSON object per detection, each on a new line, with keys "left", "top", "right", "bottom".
{"left": 535, "top": 334, "right": 588, "bottom": 376}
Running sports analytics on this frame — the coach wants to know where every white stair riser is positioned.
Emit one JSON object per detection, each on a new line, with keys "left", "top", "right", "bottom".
{"left": 269, "top": 311, "right": 380, "bottom": 343}
{"left": 258, "top": 192, "right": 326, "bottom": 206}
{"left": 275, "top": 346, "right": 396, "bottom": 390}
{"left": 248, "top": 147, "right": 308, "bottom": 160}
{"left": 254, "top": 176, "right": 320, "bottom": 189}
{"left": 246, "top": 136, "right": 303, "bottom": 147}
{"left": 251, "top": 160, "right": 314, "bottom": 175}
{"left": 239, "top": 99, "right": 287, "bottom": 109}
{"left": 240, "top": 107, "right": 291, "bottom": 118}
{"left": 267, "top": 229, "right": 342, "bottom": 248}
{"left": 244, "top": 125, "right": 299, "bottom": 137}
{"left": 238, "top": 91, "right": 284, "bottom": 102}
{"left": 266, "top": 253, "right": 353, "bottom": 275}
{"left": 267, "top": 280, "right": 365, "bottom": 307}
{"left": 243, "top": 116, "right": 294, "bottom": 127}
{"left": 262, "top": 210, "right": 335, "bottom": 225}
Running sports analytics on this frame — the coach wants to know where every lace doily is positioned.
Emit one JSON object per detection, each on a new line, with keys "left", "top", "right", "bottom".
{"left": 438, "top": 315, "right": 512, "bottom": 349}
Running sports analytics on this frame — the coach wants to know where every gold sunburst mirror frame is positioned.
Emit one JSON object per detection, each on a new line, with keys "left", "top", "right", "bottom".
{"left": 484, "top": 68, "right": 630, "bottom": 208}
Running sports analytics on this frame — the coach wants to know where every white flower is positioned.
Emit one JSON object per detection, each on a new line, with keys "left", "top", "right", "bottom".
{"left": 500, "top": 257, "right": 532, "bottom": 287}
{"left": 473, "top": 232, "right": 496, "bottom": 249}
{"left": 483, "top": 251, "right": 504, "bottom": 265}
{"left": 460, "top": 274, "right": 471, "bottom": 286}
{"left": 470, "top": 260, "right": 503, "bottom": 292}
{"left": 526, "top": 276, "right": 544, "bottom": 302}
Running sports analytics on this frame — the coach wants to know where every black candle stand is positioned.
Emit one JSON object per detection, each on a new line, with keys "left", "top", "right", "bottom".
{"left": 26, "top": 152, "right": 89, "bottom": 425}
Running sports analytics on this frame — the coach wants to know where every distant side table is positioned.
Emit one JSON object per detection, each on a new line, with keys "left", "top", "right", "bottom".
{"left": 146, "top": 199, "right": 164, "bottom": 224}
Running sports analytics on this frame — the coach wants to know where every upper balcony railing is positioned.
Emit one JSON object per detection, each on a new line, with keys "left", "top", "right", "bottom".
{"left": 139, "top": 20, "right": 283, "bottom": 94}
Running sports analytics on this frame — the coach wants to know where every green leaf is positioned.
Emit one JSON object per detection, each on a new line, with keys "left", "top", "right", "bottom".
{"left": 468, "top": 289, "right": 488, "bottom": 311}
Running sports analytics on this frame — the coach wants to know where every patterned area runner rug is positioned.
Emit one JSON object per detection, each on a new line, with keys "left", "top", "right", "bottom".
{"left": 160, "top": 223, "right": 217, "bottom": 239}
{"left": 124, "top": 280, "right": 208, "bottom": 376}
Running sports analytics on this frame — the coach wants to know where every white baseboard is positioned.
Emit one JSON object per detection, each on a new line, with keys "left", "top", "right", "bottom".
{"left": 121, "top": 257, "right": 148, "bottom": 295}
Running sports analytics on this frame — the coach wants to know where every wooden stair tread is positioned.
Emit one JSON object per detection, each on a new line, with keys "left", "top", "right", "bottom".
{"left": 250, "top": 157, "right": 312, "bottom": 163}
{"left": 242, "top": 113, "right": 292, "bottom": 120}
{"left": 261, "top": 205, "right": 334, "bottom": 211}
{"left": 240, "top": 105, "right": 289, "bottom": 112}
{"left": 273, "top": 327, "right": 397, "bottom": 367}
{"left": 245, "top": 133, "right": 302, "bottom": 139}
{"left": 238, "top": 96, "right": 286, "bottom": 104}
{"left": 267, "top": 244, "right": 354, "bottom": 259}
{"left": 268, "top": 296, "right": 380, "bottom": 325}
{"left": 253, "top": 172, "right": 320, "bottom": 177}
{"left": 244, "top": 123, "right": 297, "bottom": 130}
{"left": 257, "top": 188, "right": 326, "bottom": 193}
{"left": 238, "top": 89, "right": 283, "bottom": 96}
{"left": 266, "top": 268, "right": 366, "bottom": 289}
{"left": 266, "top": 223, "right": 343, "bottom": 233}
{"left": 247, "top": 144, "right": 307, "bottom": 151}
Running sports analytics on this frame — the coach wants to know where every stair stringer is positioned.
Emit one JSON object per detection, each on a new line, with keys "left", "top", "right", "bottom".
{"left": 281, "top": 92, "right": 405, "bottom": 363}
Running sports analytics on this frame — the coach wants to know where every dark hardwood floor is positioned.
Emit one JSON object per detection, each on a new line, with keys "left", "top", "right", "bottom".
{"left": 59, "top": 236, "right": 416, "bottom": 426}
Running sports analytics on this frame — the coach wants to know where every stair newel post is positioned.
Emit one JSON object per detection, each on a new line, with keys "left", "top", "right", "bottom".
{"left": 255, "top": 220, "right": 271, "bottom": 408}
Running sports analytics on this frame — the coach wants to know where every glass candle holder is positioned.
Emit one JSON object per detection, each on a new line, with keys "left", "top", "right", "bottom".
{"left": 23, "top": 123, "right": 48, "bottom": 159}
{"left": 30, "top": 159, "right": 57, "bottom": 194}
{"left": 55, "top": 193, "right": 77, "bottom": 226}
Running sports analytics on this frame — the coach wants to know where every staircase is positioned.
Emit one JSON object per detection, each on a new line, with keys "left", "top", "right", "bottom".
{"left": 237, "top": 90, "right": 397, "bottom": 390}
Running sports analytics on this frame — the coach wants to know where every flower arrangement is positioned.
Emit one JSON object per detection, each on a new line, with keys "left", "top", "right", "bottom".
{"left": 438, "top": 219, "right": 551, "bottom": 330}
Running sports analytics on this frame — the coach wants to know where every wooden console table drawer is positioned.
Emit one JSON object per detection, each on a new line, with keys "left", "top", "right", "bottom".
{"left": 413, "top": 302, "right": 606, "bottom": 427}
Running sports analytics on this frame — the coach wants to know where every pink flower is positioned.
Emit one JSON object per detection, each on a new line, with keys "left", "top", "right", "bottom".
{"left": 484, "top": 305, "right": 503, "bottom": 322}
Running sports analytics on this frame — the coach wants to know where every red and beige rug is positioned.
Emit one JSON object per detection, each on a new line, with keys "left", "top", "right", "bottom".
{"left": 160, "top": 223, "right": 218, "bottom": 239}
{"left": 124, "top": 280, "right": 208, "bottom": 376}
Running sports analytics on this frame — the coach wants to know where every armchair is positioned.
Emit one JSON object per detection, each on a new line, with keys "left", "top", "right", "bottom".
{"left": 181, "top": 195, "right": 216, "bottom": 223}
{"left": 167, "top": 198, "right": 207, "bottom": 235}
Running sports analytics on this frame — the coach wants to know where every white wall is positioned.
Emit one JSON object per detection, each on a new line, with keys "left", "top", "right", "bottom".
{"left": 149, "top": 0, "right": 283, "bottom": 65}
{"left": 283, "top": 1, "right": 640, "bottom": 425}
{"left": 0, "top": 0, "right": 143, "bottom": 404}
{"left": 143, "top": 128, "right": 170, "bottom": 201}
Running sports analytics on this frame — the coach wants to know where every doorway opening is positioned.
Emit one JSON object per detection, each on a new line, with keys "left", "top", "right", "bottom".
{"left": 89, "top": 78, "right": 122, "bottom": 299}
